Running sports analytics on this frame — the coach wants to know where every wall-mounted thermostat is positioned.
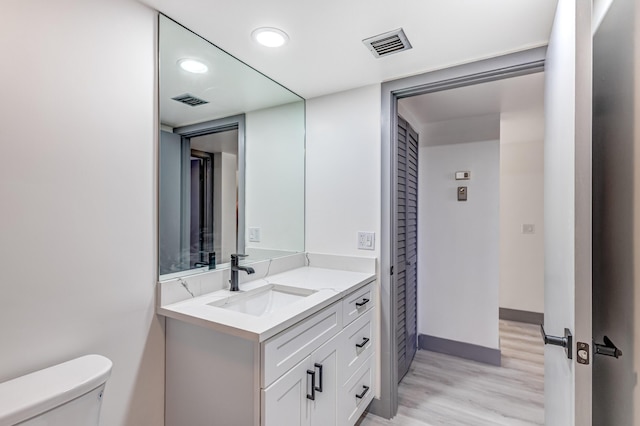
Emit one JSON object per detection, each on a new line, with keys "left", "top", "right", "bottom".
{"left": 455, "top": 171, "right": 471, "bottom": 180}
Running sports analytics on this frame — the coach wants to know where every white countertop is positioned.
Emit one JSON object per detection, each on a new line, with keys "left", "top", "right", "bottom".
{"left": 157, "top": 266, "right": 375, "bottom": 342}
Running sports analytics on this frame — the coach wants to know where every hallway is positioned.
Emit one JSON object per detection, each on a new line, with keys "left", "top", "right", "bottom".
{"left": 359, "top": 320, "right": 544, "bottom": 425}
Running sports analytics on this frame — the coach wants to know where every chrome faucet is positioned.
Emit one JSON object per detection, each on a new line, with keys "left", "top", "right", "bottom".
{"left": 230, "top": 254, "right": 255, "bottom": 291}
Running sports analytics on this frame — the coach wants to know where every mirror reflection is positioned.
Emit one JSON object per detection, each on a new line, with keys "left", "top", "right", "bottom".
{"left": 159, "top": 15, "right": 305, "bottom": 278}
{"left": 189, "top": 129, "right": 238, "bottom": 267}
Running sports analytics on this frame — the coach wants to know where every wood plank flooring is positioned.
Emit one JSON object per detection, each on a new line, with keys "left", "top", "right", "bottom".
{"left": 358, "top": 320, "right": 544, "bottom": 426}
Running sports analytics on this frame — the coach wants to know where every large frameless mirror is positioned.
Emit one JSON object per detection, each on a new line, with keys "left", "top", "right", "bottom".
{"left": 159, "top": 15, "right": 305, "bottom": 279}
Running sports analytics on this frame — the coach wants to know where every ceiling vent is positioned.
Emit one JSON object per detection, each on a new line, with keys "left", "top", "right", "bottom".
{"left": 363, "top": 28, "right": 412, "bottom": 58}
{"left": 172, "top": 93, "right": 209, "bottom": 107}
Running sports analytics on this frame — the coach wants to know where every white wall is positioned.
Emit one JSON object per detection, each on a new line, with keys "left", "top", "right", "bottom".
{"left": 305, "top": 84, "right": 381, "bottom": 393}
{"left": 245, "top": 101, "right": 305, "bottom": 253}
{"left": 418, "top": 140, "right": 500, "bottom": 350}
{"left": 215, "top": 152, "right": 238, "bottom": 262}
{"left": 159, "top": 131, "right": 182, "bottom": 274}
{"left": 420, "top": 114, "right": 500, "bottom": 147}
{"left": 0, "top": 1, "right": 164, "bottom": 425}
{"left": 499, "top": 108, "right": 545, "bottom": 313}
{"left": 305, "top": 85, "right": 381, "bottom": 258}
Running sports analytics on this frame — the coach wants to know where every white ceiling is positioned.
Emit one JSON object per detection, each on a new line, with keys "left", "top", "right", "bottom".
{"left": 398, "top": 71, "right": 545, "bottom": 147}
{"left": 142, "top": 0, "right": 558, "bottom": 99}
{"left": 191, "top": 130, "right": 239, "bottom": 155}
{"left": 160, "top": 16, "right": 301, "bottom": 128}
{"left": 399, "top": 71, "right": 545, "bottom": 126}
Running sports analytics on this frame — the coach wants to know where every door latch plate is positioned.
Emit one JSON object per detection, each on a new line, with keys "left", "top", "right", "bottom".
{"left": 577, "top": 341, "right": 590, "bottom": 365}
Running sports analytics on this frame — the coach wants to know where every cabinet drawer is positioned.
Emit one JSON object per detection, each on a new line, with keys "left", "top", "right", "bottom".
{"left": 338, "top": 355, "right": 374, "bottom": 425}
{"left": 263, "top": 302, "right": 342, "bottom": 388}
{"left": 342, "top": 281, "right": 374, "bottom": 327}
{"left": 340, "top": 308, "right": 374, "bottom": 385}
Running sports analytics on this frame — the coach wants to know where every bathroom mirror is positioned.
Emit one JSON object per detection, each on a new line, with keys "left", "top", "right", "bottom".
{"left": 159, "top": 15, "right": 305, "bottom": 278}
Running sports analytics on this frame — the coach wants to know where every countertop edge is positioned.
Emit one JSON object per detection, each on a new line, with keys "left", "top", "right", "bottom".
{"left": 157, "top": 268, "right": 376, "bottom": 342}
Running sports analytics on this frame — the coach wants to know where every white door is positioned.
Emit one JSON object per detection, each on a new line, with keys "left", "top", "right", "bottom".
{"left": 543, "top": 0, "right": 592, "bottom": 425}
{"left": 592, "top": 0, "right": 635, "bottom": 423}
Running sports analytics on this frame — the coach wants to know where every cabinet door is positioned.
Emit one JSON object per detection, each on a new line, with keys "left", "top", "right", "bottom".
{"left": 262, "top": 356, "right": 312, "bottom": 426}
{"left": 310, "top": 335, "right": 339, "bottom": 426}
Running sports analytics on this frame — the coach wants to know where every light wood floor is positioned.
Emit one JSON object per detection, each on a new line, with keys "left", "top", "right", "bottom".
{"left": 359, "top": 320, "right": 544, "bottom": 426}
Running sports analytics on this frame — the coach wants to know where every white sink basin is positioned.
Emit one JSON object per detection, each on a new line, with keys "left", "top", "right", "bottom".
{"left": 208, "top": 284, "right": 317, "bottom": 317}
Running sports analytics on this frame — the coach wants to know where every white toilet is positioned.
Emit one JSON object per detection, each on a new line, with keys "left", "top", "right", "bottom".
{"left": 0, "top": 355, "right": 112, "bottom": 426}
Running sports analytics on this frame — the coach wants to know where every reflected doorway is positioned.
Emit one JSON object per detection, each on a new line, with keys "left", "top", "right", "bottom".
{"left": 189, "top": 129, "right": 239, "bottom": 269}
{"left": 159, "top": 114, "right": 245, "bottom": 277}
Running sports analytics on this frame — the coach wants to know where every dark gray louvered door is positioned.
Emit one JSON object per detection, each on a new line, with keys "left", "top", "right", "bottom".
{"left": 396, "top": 116, "right": 419, "bottom": 382}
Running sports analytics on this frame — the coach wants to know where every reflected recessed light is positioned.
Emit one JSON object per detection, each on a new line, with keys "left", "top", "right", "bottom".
{"left": 177, "top": 58, "right": 208, "bottom": 74}
{"left": 251, "top": 27, "right": 289, "bottom": 48}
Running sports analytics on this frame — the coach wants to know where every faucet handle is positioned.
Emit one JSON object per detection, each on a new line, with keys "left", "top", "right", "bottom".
{"left": 230, "top": 253, "right": 248, "bottom": 265}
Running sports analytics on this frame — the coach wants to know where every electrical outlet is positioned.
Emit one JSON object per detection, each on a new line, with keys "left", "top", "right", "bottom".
{"left": 357, "top": 231, "right": 375, "bottom": 250}
{"left": 249, "top": 227, "right": 261, "bottom": 242}
{"left": 522, "top": 224, "right": 535, "bottom": 234}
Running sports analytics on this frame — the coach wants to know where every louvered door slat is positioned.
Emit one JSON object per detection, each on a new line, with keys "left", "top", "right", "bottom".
{"left": 396, "top": 116, "right": 419, "bottom": 383}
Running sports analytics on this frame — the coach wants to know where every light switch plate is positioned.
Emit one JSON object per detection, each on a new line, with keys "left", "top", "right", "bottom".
{"left": 357, "top": 232, "right": 375, "bottom": 250}
{"left": 249, "top": 227, "right": 261, "bottom": 242}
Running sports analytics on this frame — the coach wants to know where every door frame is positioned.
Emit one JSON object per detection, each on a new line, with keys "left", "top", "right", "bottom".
{"left": 174, "top": 114, "right": 246, "bottom": 263}
{"left": 371, "top": 47, "right": 547, "bottom": 419}
{"left": 189, "top": 149, "right": 214, "bottom": 266}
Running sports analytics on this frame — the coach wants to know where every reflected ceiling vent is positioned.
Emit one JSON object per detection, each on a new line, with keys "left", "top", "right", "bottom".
{"left": 171, "top": 93, "right": 209, "bottom": 107}
{"left": 363, "top": 28, "right": 412, "bottom": 58}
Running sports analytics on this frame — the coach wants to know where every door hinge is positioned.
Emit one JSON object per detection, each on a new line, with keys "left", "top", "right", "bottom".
{"left": 390, "top": 265, "right": 394, "bottom": 275}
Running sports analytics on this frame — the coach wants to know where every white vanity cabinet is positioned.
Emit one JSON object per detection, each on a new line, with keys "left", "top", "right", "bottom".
{"left": 262, "top": 334, "right": 339, "bottom": 426}
{"left": 261, "top": 280, "right": 375, "bottom": 426}
{"left": 337, "top": 289, "right": 375, "bottom": 425}
{"left": 165, "top": 279, "right": 375, "bottom": 426}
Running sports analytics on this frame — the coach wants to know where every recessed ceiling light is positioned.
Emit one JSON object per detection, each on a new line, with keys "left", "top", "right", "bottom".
{"left": 177, "top": 58, "right": 208, "bottom": 74}
{"left": 251, "top": 27, "right": 289, "bottom": 48}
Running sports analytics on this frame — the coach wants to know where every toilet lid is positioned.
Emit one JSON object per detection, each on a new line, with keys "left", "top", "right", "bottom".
{"left": 0, "top": 355, "right": 112, "bottom": 425}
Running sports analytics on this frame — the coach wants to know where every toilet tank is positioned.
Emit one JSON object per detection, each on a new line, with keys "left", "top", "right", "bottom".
{"left": 0, "top": 355, "right": 112, "bottom": 426}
